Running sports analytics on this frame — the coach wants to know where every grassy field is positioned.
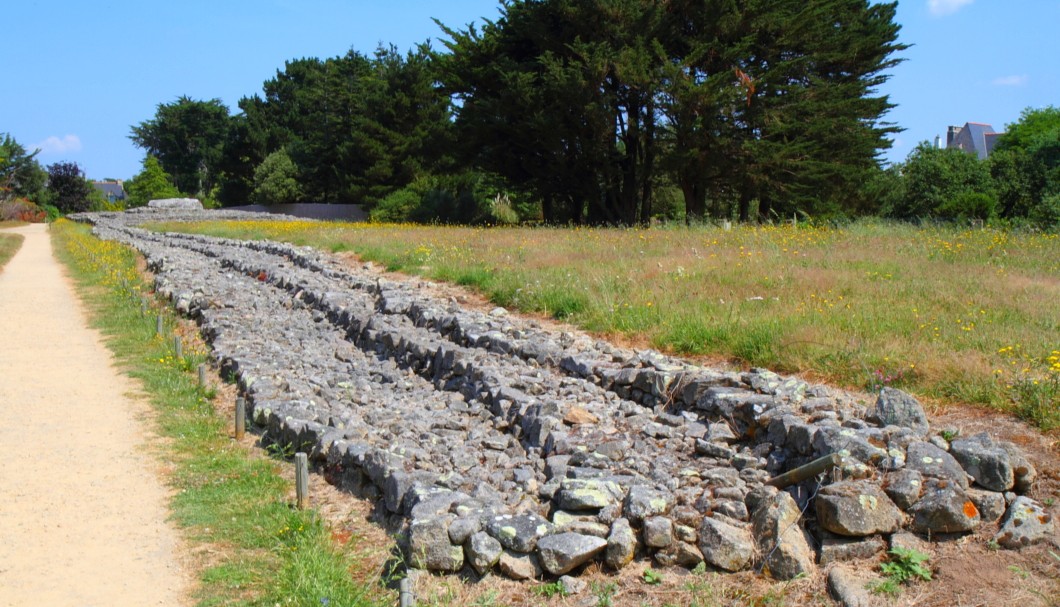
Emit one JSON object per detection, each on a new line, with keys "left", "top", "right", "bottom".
{"left": 0, "top": 232, "right": 24, "bottom": 270}
{"left": 151, "top": 219, "right": 1060, "bottom": 431}
{"left": 51, "top": 220, "right": 385, "bottom": 607}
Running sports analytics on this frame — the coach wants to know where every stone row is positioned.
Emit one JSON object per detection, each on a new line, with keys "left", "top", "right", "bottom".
{"left": 74, "top": 209, "right": 1055, "bottom": 582}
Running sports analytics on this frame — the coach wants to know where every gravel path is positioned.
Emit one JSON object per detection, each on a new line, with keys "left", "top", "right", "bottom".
{"left": 0, "top": 224, "right": 188, "bottom": 606}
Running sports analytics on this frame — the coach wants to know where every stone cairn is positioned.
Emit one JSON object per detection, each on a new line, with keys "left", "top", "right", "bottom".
{"left": 74, "top": 208, "right": 1054, "bottom": 582}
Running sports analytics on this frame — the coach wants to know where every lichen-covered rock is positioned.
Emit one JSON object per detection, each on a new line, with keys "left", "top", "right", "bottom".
{"left": 995, "top": 497, "right": 1055, "bottom": 549}
{"left": 950, "top": 433, "right": 1016, "bottom": 492}
{"left": 698, "top": 516, "right": 754, "bottom": 572}
{"left": 654, "top": 540, "right": 704, "bottom": 568}
{"left": 536, "top": 532, "right": 607, "bottom": 575}
{"left": 554, "top": 478, "right": 623, "bottom": 511}
{"left": 751, "top": 491, "right": 816, "bottom": 580}
{"left": 409, "top": 516, "right": 464, "bottom": 571}
{"left": 883, "top": 469, "right": 924, "bottom": 511}
{"left": 497, "top": 549, "right": 543, "bottom": 580}
{"left": 466, "top": 531, "right": 502, "bottom": 575}
{"left": 623, "top": 485, "right": 674, "bottom": 524}
{"left": 597, "top": 519, "right": 632, "bottom": 572}
{"left": 908, "top": 483, "right": 979, "bottom": 534}
{"left": 486, "top": 512, "right": 553, "bottom": 553}
{"left": 819, "top": 534, "right": 886, "bottom": 565}
{"left": 816, "top": 481, "right": 904, "bottom": 537}
{"left": 866, "top": 387, "right": 929, "bottom": 436}
{"left": 643, "top": 516, "right": 674, "bottom": 548}
{"left": 967, "top": 488, "right": 1006, "bottom": 523}
{"left": 906, "top": 442, "right": 969, "bottom": 489}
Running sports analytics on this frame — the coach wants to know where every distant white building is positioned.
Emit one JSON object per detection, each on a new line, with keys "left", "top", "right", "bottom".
{"left": 945, "top": 122, "right": 1003, "bottom": 160}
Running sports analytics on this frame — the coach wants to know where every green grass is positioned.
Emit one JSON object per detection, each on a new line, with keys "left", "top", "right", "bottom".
{"left": 51, "top": 219, "right": 385, "bottom": 607}
{"left": 0, "top": 232, "right": 24, "bottom": 270}
{"left": 149, "top": 218, "right": 1060, "bottom": 431}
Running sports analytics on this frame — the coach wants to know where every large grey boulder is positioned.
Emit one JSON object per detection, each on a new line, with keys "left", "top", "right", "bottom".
{"left": 994, "top": 497, "right": 1055, "bottom": 549}
{"left": 906, "top": 441, "right": 970, "bottom": 489}
{"left": 698, "top": 516, "right": 755, "bottom": 572}
{"left": 604, "top": 518, "right": 637, "bottom": 570}
{"left": 623, "top": 485, "right": 675, "bottom": 524}
{"left": 950, "top": 433, "right": 1012, "bottom": 491}
{"left": 866, "top": 388, "right": 929, "bottom": 436}
{"left": 465, "top": 531, "right": 502, "bottom": 575}
{"left": 147, "top": 197, "right": 203, "bottom": 210}
{"left": 751, "top": 491, "right": 816, "bottom": 580}
{"left": 554, "top": 478, "right": 624, "bottom": 511}
{"left": 643, "top": 516, "right": 674, "bottom": 548}
{"left": 497, "top": 549, "right": 543, "bottom": 580}
{"left": 883, "top": 468, "right": 924, "bottom": 511}
{"left": 816, "top": 481, "right": 904, "bottom": 537}
{"left": 908, "top": 483, "right": 980, "bottom": 534}
{"left": 486, "top": 512, "right": 554, "bottom": 553}
{"left": 409, "top": 516, "right": 464, "bottom": 571}
{"left": 536, "top": 532, "right": 608, "bottom": 575}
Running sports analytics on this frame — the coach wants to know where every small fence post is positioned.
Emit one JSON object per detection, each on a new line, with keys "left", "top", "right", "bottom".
{"left": 140, "top": 297, "right": 148, "bottom": 317}
{"left": 198, "top": 363, "right": 207, "bottom": 387}
{"left": 235, "top": 397, "right": 246, "bottom": 439}
{"left": 399, "top": 578, "right": 414, "bottom": 607}
{"left": 173, "top": 336, "right": 182, "bottom": 360}
{"left": 295, "top": 452, "right": 309, "bottom": 509}
{"left": 155, "top": 314, "right": 163, "bottom": 336}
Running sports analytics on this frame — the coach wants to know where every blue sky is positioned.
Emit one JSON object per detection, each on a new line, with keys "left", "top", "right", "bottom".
{"left": 4, "top": 0, "right": 1057, "bottom": 181}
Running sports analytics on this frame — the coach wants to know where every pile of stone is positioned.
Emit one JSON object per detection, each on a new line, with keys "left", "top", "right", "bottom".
{"left": 73, "top": 208, "right": 1055, "bottom": 582}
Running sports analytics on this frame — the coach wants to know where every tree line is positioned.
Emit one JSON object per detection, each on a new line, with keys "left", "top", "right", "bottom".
{"left": 125, "top": 0, "right": 908, "bottom": 225}
{"left": 7, "top": 0, "right": 1058, "bottom": 229}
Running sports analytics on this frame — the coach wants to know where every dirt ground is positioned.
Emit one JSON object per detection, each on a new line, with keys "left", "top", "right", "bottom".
{"left": 0, "top": 224, "right": 190, "bottom": 606}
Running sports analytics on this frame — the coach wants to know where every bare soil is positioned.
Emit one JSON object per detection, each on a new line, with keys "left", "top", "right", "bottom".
{"left": 0, "top": 224, "right": 190, "bottom": 606}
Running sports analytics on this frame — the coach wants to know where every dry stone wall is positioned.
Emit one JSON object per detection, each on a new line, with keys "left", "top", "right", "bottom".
{"left": 74, "top": 209, "right": 1054, "bottom": 581}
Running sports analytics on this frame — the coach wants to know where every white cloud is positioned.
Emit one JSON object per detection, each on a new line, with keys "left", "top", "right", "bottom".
{"left": 992, "top": 74, "right": 1029, "bottom": 87}
{"left": 928, "top": 0, "right": 973, "bottom": 16}
{"left": 32, "top": 134, "right": 82, "bottom": 155}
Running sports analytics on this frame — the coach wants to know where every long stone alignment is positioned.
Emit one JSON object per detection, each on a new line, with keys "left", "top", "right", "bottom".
{"left": 74, "top": 209, "right": 1054, "bottom": 581}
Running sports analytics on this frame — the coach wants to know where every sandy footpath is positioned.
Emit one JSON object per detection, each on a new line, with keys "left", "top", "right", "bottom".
{"left": 0, "top": 224, "right": 189, "bottom": 606}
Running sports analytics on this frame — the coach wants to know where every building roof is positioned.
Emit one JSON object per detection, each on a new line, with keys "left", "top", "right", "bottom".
{"left": 92, "top": 181, "right": 126, "bottom": 200}
{"left": 948, "top": 122, "right": 1000, "bottom": 160}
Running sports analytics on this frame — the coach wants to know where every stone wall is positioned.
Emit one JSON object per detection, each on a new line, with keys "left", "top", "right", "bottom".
{"left": 73, "top": 208, "right": 1054, "bottom": 581}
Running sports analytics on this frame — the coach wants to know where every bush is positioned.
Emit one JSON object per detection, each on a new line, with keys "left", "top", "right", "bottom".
{"left": 1029, "top": 192, "right": 1060, "bottom": 231}
{"left": 0, "top": 197, "right": 46, "bottom": 222}
{"left": 936, "top": 191, "right": 997, "bottom": 221}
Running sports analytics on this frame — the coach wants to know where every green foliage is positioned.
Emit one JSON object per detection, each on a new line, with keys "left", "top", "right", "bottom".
{"left": 129, "top": 96, "right": 231, "bottom": 197}
{"left": 532, "top": 581, "right": 567, "bottom": 598}
{"left": 0, "top": 133, "right": 47, "bottom": 203}
{"left": 870, "top": 548, "right": 932, "bottom": 596}
{"left": 643, "top": 568, "right": 663, "bottom": 585}
{"left": 125, "top": 156, "right": 182, "bottom": 207}
{"left": 370, "top": 172, "right": 527, "bottom": 225}
{"left": 936, "top": 191, "right": 997, "bottom": 221}
{"left": 252, "top": 148, "right": 303, "bottom": 204}
{"left": 892, "top": 143, "right": 994, "bottom": 220}
{"left": 45, "top": 161, "right": 95, "bottom": 213}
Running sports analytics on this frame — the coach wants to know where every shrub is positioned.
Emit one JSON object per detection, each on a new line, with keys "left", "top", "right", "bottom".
{"left": 0, "top": 197, "right": 46, "bottom": 222}
{"left": 936, "top": 191, "right": 998, "bottom": 221}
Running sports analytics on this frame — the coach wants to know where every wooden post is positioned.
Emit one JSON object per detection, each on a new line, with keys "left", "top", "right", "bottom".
{"left": 295, "top": 452, "right": 309, "bottom": 509}
{"left": 173, "top": 336, "right": 182, "bottom": 360}
{"left": 140, "top": 297, "right": 147, "bottom": 317}
{"left": 155, "top": 314, "right": 163, "bottom": 336}
{"left": 235, "top": 397, "right": 246, "bottom": 439}
{"left": 198, "top": 364, "right": 206, "bottom": 387}
{"left": 399, "top": 578, "right": 414, "bottom": 607}
{"left": 765, "top": 453, "right": 841, "bottom": 489}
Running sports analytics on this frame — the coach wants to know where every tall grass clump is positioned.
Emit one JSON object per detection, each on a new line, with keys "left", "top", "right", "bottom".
{"left": 150, "top": 219, "right": 1059, "bottom": 430}
{"left": 51, "top": 219, "right": 384, "bottom": 607}
{"left": 0, "top": 232, "right": 24, "bottom": 270}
